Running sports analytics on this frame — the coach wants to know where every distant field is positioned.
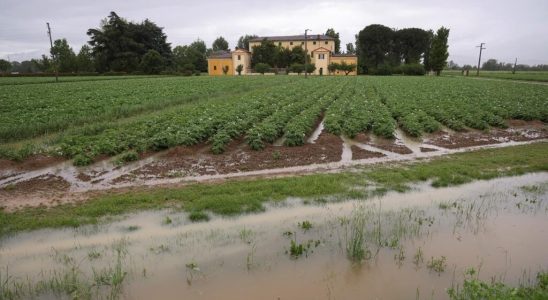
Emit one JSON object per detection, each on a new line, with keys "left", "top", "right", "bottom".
{"left": 443, "top": 70, "right": 548, "bottom": 82}
{"left": 0, "top": 75, "right": 183, "bottom": 86}
{"left": 1, "top": 75, "right": 546, "bottom": 164}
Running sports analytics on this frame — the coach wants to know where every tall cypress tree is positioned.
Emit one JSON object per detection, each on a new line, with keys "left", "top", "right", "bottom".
{"left": 428, "top": 27, "right": 450, "bottom": 76}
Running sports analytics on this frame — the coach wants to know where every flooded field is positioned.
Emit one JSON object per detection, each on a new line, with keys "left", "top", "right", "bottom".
{"left": 1, "top": 173, "right": 547, "bottom": 299}
{"left": 0, "top": 121, "right": 546, "bottom": 211}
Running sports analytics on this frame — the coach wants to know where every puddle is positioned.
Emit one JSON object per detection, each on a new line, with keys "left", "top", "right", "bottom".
{"left": 307, "top": 119, "right": 325, "bottom": 144}
{"left": 1, "top": 173, "right": 547, "bottom": 299}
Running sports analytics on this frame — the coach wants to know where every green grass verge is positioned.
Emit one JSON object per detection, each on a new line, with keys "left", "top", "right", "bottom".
{"left": 0, "top": 143, "right": 547, "bottom": 236}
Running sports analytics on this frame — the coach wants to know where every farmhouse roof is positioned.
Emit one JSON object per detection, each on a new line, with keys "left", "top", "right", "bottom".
{"left": 249, "top": 34, "right": 336, "bottom": 42}
{"left": 208, "top": 50, "right": 232, "bottom": 59}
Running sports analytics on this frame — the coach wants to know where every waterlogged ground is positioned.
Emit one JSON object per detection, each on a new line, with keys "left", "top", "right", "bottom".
{"left": 1, "top": 173, "right": 547, "bottom": 299}
{"left": 0, "top": 121, "right": 546, "bottom": 211}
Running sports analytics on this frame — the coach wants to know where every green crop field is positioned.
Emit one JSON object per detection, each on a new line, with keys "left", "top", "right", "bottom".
{"left": 443, "top": 70, "right": 548, "bottom": 82}
{"left": 1, "top": 75, "right": 547, "bottom": 164}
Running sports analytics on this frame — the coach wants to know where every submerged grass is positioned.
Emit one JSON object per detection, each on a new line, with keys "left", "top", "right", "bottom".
{"left": 0, "top": 143, "right": 547, "bottom": 236}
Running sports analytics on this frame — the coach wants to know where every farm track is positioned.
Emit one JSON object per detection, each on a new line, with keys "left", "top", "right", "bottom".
{"left": 0, "top": 121, "right": 546, "bottom": 211}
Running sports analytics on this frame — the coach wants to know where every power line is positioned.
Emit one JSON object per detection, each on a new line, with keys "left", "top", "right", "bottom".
{"left": 46, "top": 22, "right": 59, "bottom": 82}
{"left": 476, "top": 42, "right": 486, "bottom": 76}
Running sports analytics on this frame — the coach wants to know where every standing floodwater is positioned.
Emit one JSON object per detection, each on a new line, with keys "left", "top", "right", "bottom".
{"left": 1, "top": 173, "right": 547, "bottom": 299}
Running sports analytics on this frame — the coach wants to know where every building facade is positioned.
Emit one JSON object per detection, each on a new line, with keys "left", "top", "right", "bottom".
{"left": 207, "top": 34, "right": 357, "bottom": 76}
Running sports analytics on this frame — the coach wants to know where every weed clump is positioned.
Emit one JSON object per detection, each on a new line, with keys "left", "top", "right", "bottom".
{"left": 427, "top": 256, "right": 447, "bottom": 274}
{"left": 298, "top": 220, "right": 313, "bottom": 231}
{"left": 116, "top": 150, "right": 139, "bottom": 165}
{"left": 73, "top": 153, "right": 94, "bottom": 166}
{"left": 188, "top": 211, "right": 209, "bottom": 222}
{"left": 346, "top": 208, "right": 370, "bottom": 262}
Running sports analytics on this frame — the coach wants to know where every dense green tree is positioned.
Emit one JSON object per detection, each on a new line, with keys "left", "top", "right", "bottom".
{"left": 237, "top": 34, "right": 258, "bottom": 50}
{"left": 325, "top": 28, "right": 341, "bottom": 54}
{"left": 345, "top": 43, "right": 356, "bottom": 54}
{"left": 212, "top": 36, "right": 229, "bottom": 51}
{"left": 140, "top": 50, "right": 164, "bottom": 74}
{"left": 423, "top": 30, "right": 434, "bottom": 71}
{"left": 429, "top": 27, "right": 450, "bottom": 75}
{"left": 251, "top": 39, "right": 277, "bottom": 67}
{"left": 51, "top": 38, "right": 77, "bottom": 72}
{"left": 189, "top": 39, "right": 208, "bottom": 72}
{"left": 76, "top": 45, "right": 95, "bottom": 72}
{"left": 290, "top": 46, "right": 306, "bottom": 65}
{"left": 395, "top": 28, "right": 430, "bottom": 64}
{"left": 0, "top": 59, "right": 11, "bottom": 73}
{"left": 87, "top": 11, "right": 172, "bottom": 72}
{"left": 356, "top": 24, "right": 394, "bottom": 73}
{"left": 173, "top": 39, "right": 208, "bottom": 73}
{"left": 275, "top": 46, "right": 292, "bottom": 68}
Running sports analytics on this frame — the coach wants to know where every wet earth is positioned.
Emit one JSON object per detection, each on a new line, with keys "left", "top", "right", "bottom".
{"left": 0, "top": 120, "right": 546, "bottom": 211}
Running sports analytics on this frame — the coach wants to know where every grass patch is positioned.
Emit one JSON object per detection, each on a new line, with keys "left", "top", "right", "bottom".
{"left": 0, "top": 143, "right": 546, "bottom": 236}
{"left": 448, "top": 270, "right": 548, "bottom": 299}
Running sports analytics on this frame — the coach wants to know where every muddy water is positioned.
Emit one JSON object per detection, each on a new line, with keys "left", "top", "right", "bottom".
{"left": 1, "top": 173, "right": 547, "bottom": 299}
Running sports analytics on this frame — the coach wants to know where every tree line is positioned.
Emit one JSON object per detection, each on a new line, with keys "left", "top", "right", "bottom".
{"left": 355, "top": 24, "right": 449, "bottom": 75}
{"left": 4, "top": 14, "right": 542, "bottom": 76}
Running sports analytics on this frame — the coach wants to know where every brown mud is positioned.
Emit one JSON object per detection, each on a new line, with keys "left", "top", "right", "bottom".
{"left": 0, "top": 121, "right": 546, "bottom": 211}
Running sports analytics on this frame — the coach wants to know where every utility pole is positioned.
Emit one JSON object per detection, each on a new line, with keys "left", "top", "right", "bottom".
{"left": 304, "top": 29, "right": 310, "bottom": 78}
{"left": 46, "top": 22, "right": 58, "bottom": 82}
{"left": 512, "top": 57, "right": 517, "bottom": 74}
{"left": 476, "top": 42, "right": 485, "bottom": 76}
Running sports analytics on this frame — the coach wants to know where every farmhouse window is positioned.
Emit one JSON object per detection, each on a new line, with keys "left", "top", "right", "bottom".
{"left": 290, "top": 42, "right": 293, "bottom": 45}
{"left": 238, "top": 55, "right": 241, "bottom": 60}
{"left": 325, "top": 41, "right": 328, "bottom": 45}
{"left": 318, "top": 54, "right": 325, "bottom": 59}
{"left": 214, "top": 66, "right": 217, "bottom": 70}
{"left": 313, "top": 41, "right": 316, "bottom": 45}
{"left": 301, "top": 42, "right": 304, "bottom": 45}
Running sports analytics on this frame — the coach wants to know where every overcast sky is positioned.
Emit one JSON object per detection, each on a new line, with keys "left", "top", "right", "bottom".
{"left": 1, "top": 0, "right": 547, "bottom": 65}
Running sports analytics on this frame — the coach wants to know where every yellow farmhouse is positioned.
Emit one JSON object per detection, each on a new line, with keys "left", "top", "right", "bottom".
{"left": 207, "top": 34, "right": 358, "bottom": 76}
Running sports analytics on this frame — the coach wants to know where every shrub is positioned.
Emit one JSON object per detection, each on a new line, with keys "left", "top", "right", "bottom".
{"left": 373, "top": 64, "right": 392, "bottom": 75}
{"left": 255, "top": 63, "right": 270, "bottom": 74}
{"left": 401, "top": 64, "right": 426, "bottom": 76}
{"left": 290, "top": 63, "right": 304, "bottom": 74}
{"left": 73, "top": 153, "right": 94, "bottom": 166}
{"left": 188, "top": 211, "right": 210, "bottom": 222}
{"left": 116, "top": 150, "right": 139, "bottom": 164}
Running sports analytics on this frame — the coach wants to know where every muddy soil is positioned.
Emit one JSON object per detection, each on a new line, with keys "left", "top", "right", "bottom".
{"left": 425, "top": 121, "right": 547, "bottom": 149}
{"left": 131, "top": 132, "right": 343, "bottom": 181}
{"left": 350, "top": 145, "right": 385, "bottom": 160}
{"left": 0, "top": 121, "right": 546, "bottom": 211}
